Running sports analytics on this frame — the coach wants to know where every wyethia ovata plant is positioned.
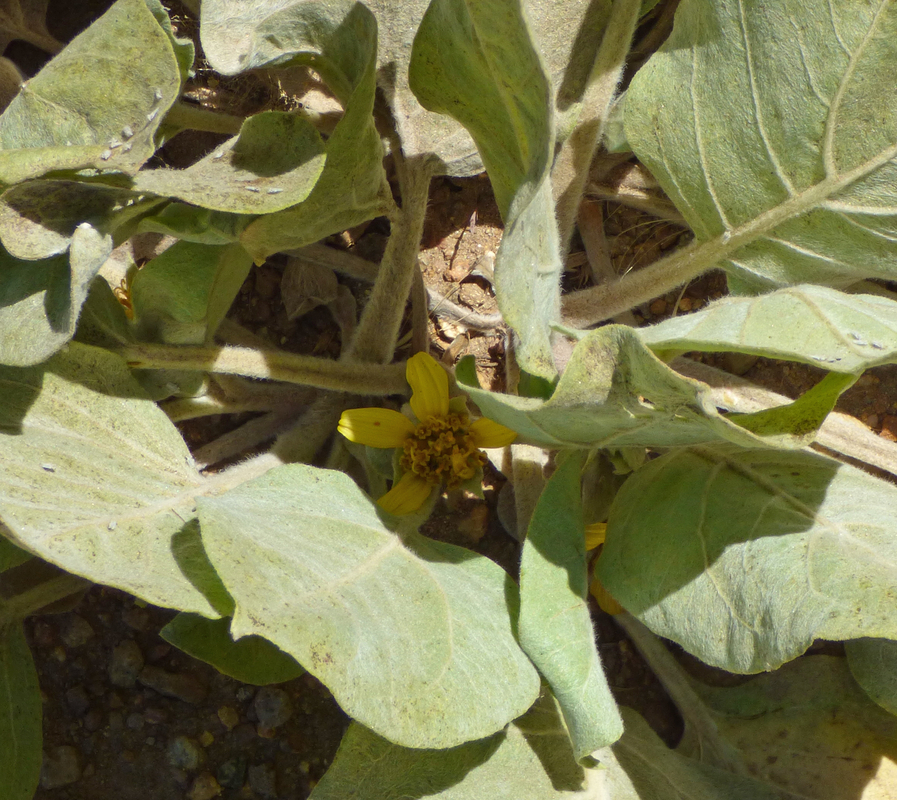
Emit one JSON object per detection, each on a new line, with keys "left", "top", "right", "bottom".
{"left": 2, "top": 0, "right": 897, "bottom": 797}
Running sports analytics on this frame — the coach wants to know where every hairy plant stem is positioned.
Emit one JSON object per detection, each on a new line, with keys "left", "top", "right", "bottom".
{"left": 166, "top": 100, "right": 244, "bottom": 135}
{"left": 115, "top": 343, "right": 407, "bottom": 395}
{"left": 345, "top": 153, "right": 437, "bottom": 363}
{"left": 562, "top": 233, "right": 717, "bottom": 326}
{"left": 615, "top": 613, "right": 750, "bottom": 777}
{"left": 552, "top": 0, "right": 642, "bottom": 254}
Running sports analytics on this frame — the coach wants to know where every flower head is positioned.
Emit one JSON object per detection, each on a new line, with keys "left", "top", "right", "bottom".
{"left": 338, "top": 352, "right": 517, "bottom": 515}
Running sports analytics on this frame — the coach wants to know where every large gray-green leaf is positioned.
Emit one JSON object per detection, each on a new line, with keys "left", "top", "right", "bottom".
{"left": 310, "top": 690, "right": 588, "bottom": 800}
{"left": 518, "top": 452, "right": 622, "bottom": 761}
{"left": 130, "top": 241, "right": 252, "bottom": 344}
{"left": 0, "top": 623, "right": 41, "bottom": 800}
{"left": 597, "top": 708, "right": 798, "bottom": 800}
{"left": 0, "top": 223, "right": 111, "bottom": 367}
{"left": 201, "top": 1, "right": 391, "bottom": 262}
{"left": 599, "top": 446, "right": 897, "bottom": 673}
{"left": 198, "top": 463, "right": 540, "bottom": 749}
{"left": 410, "top": 0, "right": 559, "bottom": 380}
{"left": 685, "top": 655, "right": 897, "bottom": 799}
{"left": 625, "top": 0, "right": 897, "bottom": 292}
{"left": 135, "top": 112, "right": 326, "bottom": 214}
{"left": 846, "top": 638, "right": 897, "bottom": 717}
{"left": 0, "top": 0, "right": 189, "bottom": 183}
{"left": 640, "top": 285, "right": 897, "bottom": 374}
{"left": 372, "top": 0, "right": 609, "bottom": 177}
{"left": 0, "top": 180, "right": 156, "bottom": 261}
{"left": 456, "top": 327, "right": 804, "bottom": 450}
{"left": 161, "top": 613, "right": 305, "bottom": 686}
{"left": 0, "top": 343, "right": 221, "bottom": 617}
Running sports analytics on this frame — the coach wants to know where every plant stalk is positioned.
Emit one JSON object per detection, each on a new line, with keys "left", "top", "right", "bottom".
{"left": 552, "top": 0, "right": 642, "bottom": 254}
{"left": 344, "top": 153, "right": 437, "bottom": 363}
{"left": 116, "top": 343, "right": 408, "bottom": 395}
{"left": 165, "top": 100, "right": 244, "bottom": 135}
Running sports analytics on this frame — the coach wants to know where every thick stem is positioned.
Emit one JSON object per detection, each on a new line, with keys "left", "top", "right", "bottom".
{"left": 116, "top": 343, "right": 407, "bottom": 395}
{"left": 562, "top": 233, "right": 719, "bottom": 326}
{"left": 165, "top": 100, "right": 244, "bottom": 135}
{"left": 345, "top": 154, "right": 437, "bottom": 363}
{"left": 552, "top": 0, "right": 642, "bottom": 254}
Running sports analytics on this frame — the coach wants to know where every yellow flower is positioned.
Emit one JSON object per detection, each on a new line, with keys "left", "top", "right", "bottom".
{"left": 584, "top": 521, "right": 624, "bottom": 615}
{"left": 338, "top": 352, "right": 517, "bottom": 515}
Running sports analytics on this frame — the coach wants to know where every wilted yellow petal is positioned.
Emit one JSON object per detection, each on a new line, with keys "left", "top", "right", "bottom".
{"left": 338, "top": 407, "right": 414, "bottom": 448}
{"left": 377, "top": 471, "right": 433, "bottom": 515}
{"left": 590, "top": 575, "right": 624, "bottom": 615}
{"left": 407, "top": 352, "right": 449, "bottom": 422}
{"left": 468, "top": 417, "right": 517, "bottom": 448}
{"left": 584, "top": 522, "right": 607, "bottom": 550}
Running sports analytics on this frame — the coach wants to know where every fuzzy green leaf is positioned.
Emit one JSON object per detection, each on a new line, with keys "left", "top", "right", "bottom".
{"left": 161, "top": 613, "right": 305, "bottom": 686}
{"left": 846, "top": 637, "right": 897, "bottom": 717}
{"left": 625, "top": 0, "right": 897, "bottom": 292}
{"left": 0, "top": 180, "right": 155, "bottom": 261}
{"left": 0, "top": 0, "right": 189, "bottom": 182}
{"left": 310, "top": 690, "right": 587, "bottom": 799}
{"left": 198, "top": 463, "right": 540, "bottom": 749}
{"left": 136, "top": 203, "right": 252, "bottom": 245}
{"left": 640, "top": 285, "right": 897, "bottom": 374}
{"left": 518, "top": 452, "right": 622, "bottom": 761}
{"left": 0, "top": 623, "right": 41, "bottom": 800}
{"left": 600, "top": 446, "right": 897, "bottom": 673}
{"left": 201, "top": 0, "right": 391, "bottom": 262}
{"left": 130, "top": 241, "right": 252, "bottom": 344}
{"left": 597, "top": 708, "right": 796, "bottom": 800}
{"left": 410, "top": 0, "right": 559, "bottom": 379}
{"left": 683, "top": 655, "right": 897, "bottom": 799}
{"left": 134, "top": 112, "right": 326, "bottom": 214}
{"left": 456, "top": 327, "right": 806, "bottom": 450}
{"left": 0, "top": 223, "right": 111, "bottom": 367}
{"left": 0, "top": 343, "right": 222, "bottom": 617}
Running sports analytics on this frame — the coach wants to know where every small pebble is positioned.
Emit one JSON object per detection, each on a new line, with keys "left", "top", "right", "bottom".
{"left": 649, "top": 298, "right": 667, "bottom": 316}
{"left": 41, "top": 746, "right": 81, "bottom": 789}
{"left": 83, "top": 708, "right": 103, "bottom": 732}
{"left": 248, "top": 762, "right": 278, "bottom": 797}
{"left": 65, "top": 685, "right": 90, "bottom": 717}
{"left": 61, "top": 615, "right": 95, "bottom": 648}
{"left": 217, "top": 706, "right": 239, "bottom": 730}
{"left": 109, "top": 639, "right": 144, "bottom": 688}
{"left": 126, "top": 712, "right": 145, "bottom": 730}
{"left": 188, "top": 772, "right": 222, "bottom": 800}
{"left": 139, "top": 665, "right": 207, "bottom": 704}
{"left": 456, "top": 503, "right": 489, "bottom": 543}
{"left": 167, "top": 736, "right": 205, "bottom": 771}
{"left": 253, "top": 686, "right": 293, "bottom": 729}
{"left": 216, "top": 757, "right": 247, "bottom": 789}
{"left": 122, "top": 606, "right": 150, "bottom": 632}
{"left": 865, "top": 414, "right": 880, "bottom": 429}
{"left": 145, "top": 707, "right": 169, "bottom": 725}
{"left": 199, "top": 730, "right": 214, "bottom": 747}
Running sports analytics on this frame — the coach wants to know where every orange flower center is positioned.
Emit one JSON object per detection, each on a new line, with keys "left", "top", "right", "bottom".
{"left": 400, "top": 413, "right": 487, "bottom": 488}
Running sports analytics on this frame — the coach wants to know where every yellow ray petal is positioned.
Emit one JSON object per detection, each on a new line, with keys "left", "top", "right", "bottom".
{"left": 338, "top": 407, "right": 414, "bottom": 448}
{"left": 407, "top": 352, "right": 449, "bottom": 422}
{"left": 584, "top": 522, "right": 607, "bottom": 550}
{"left": 377, "top": 471, "right": 433, "bottom": 515}
{"left": 468, "top": 416, "right": 517, "bottom": 448}
{"left": 590, "top": 575, "right": 624, "bottom": 615}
